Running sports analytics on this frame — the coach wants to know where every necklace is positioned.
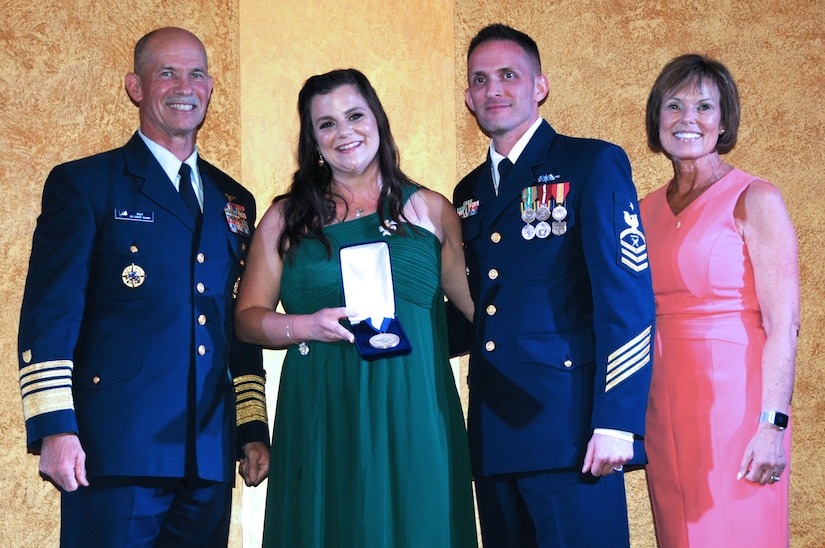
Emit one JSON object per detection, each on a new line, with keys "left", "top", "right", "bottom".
{"left": 673, "top": 160, "right": 725, "bottom": 229}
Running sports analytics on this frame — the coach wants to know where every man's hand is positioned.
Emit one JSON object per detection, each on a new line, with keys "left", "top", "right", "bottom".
{"left": 39, "top": 433, "right": 88, "bottom": 491}
{"left": 239, "top": 441, "right": 270, "bottom": 487}
{"left": 582, "top": 433, "right": 633, "bottom": 477}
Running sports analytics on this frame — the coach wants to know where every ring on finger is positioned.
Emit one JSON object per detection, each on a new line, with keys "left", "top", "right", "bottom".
{"left": 770, "top": 475, "right": 780, "bottom": 482}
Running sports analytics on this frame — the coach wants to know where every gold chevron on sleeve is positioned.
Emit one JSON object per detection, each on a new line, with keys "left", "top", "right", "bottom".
{"left": 234, "top": 374, "right": 268, "bottom": 426}
{"left": 19, "top": 360, "right": 75, "bottom": 420}
{"left": 605, "top": 326, "right": 652, "bottom": 392}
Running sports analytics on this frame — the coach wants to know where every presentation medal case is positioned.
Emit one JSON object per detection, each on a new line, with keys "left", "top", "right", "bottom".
{"left": 340, "top": 241, "right": 412, "bottom": 360}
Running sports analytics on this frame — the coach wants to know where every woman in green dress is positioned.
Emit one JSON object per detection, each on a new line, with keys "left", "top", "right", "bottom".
{"left": 235, "top": 68, "right": 478, "bottom": 547}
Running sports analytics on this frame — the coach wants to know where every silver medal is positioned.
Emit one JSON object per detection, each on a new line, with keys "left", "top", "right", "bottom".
{"left": 521, "top": 207, "right": 537, "bottom": 223}
{"left": 536, "top": 204, "right": 551, "bottom": 222}
{"left": 521, "top": 223, "right": 536, "bottom": 240}
{"left": 369, "top": 332, "right": 400, "bottom": 349}
{"left": 552, "top": 204, "right": 567, "bottom": 221}
{"left": 551, "top": 221, "right": 567, "bottom": 236}
{"left": 535, "top": 221, "right": 551, "bottom": 238}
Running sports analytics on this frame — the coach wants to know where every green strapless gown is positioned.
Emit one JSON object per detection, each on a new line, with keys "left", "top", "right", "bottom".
{"left": 262, "top": 198, "right": 478, "bottom": 547}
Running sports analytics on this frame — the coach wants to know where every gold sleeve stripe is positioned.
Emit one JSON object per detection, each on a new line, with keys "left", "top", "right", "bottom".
{"left": 233, "top": 374, "right": 265, "bottom": 389}
{"left": 605, "top": 326, "right": 652, "bottom": 393}
{"left": 607, "top": 336, "right": 650, "bottom": 378}
{"left": 234, "top": 374, "right": 267, "bottom": 426}
{"left": 19, "top": 360, "right": 75, "bottom": 420}
{"left": 607, "top": 326, "right": 652, "bottom": 364}
{"left": 606, "top": 355, "right": 650, "bottom": 393}
{"left": 236, "top": 399, "right": 268, "bottom": 426}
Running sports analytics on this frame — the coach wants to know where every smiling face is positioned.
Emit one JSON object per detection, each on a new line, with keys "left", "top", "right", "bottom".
{"left": 465, "top": 39, "right": 548, "bottom": 154}
{"left": 310, "top": 84, "right": 380, "bottom": 179}
{"left": 658, "top": 79, "right": 724, "bottom": 162}
{"left": 125, "top": 28, "right": 213, "bottom": 156}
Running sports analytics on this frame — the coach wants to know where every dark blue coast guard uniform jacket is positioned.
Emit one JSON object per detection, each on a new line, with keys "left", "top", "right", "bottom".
{"left": 453, "top": 121, "right": 654, "bottom": 477}
{"left": 18, "top": 133, "right": 268, "bottom": 483}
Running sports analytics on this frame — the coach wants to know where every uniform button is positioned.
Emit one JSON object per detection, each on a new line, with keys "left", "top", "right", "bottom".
{"left": 485, "top": 341, "right": 496, "bottom": 352}
{"left": 130, "top": 245, "right": 138, "bottom": 253}
{"left": 198, "top": 345, "right": 206, "bottom": 356}
{"left": 488, "top": 269, "right": 499, "bottom": 280}
{"left": 486, "top": 304, "right": 497, "bottom": 316}
{"left": 564, "top": 359, "right": 573, "bottom": 368}
{"left": 490, "top": 232, "right": 501, "bottom": 243}
{"left": 198, "top": 314, "right": 207, "bottom": 325}
{"left": 92, "top": 375, "right": 101, "bottom": 384}
{"left": 196, "top": 282, "right": 205, "bottom": 293}
{"left": 241, "top": 243, "right": 248, "bottom": 252}
{"left": 239, "top": 259, "right": 245, "bottom": 267}
{"left": 197, "top": 253, "right": 205, "bottom": 263}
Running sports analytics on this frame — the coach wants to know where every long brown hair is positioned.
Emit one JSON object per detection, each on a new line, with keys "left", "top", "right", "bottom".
{"left": 275, "top": 69, "right": 418, "bottom": 261}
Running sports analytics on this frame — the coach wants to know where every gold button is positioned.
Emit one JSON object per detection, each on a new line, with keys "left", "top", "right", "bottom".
{"left": 198, "top": 314, "right": 207, "bottom": 325}
{"left": 486, "top": 304, "right": 497, "bottom": 316}
{"left": 488, "top": 269, "right": 499, "bottom": 280}
{"left": 130, "top": 245, "right": 138, "bottom": 253}
{"left": 198, "top": 345, "right": 206, "bottom": 356}
{"left": 197, "top": 253, "right": 205, "bottom": 263}
{"left": 490, "top": 232, "right": 501, "bottom": 243}
{"left": 196, "top": 282, "right": 205, "bottom": 293}
{"left": 485, "top": 341, "right": 496, "bottom": 352}
{"left": 92, "top": 375, "right": 101, "bottom": 384}
{"left": 564, "top": 359, "right": 573, "bottom": 368}
{"left": 241, "top": 243, "right": 248, "bottom": 252}
{"left": 239, "top": 259, "right": 245, "bottom": 267}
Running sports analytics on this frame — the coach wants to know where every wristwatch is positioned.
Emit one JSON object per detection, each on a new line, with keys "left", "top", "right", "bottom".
{"left": 759, "top": 410, "right": 789, "bottom": 430}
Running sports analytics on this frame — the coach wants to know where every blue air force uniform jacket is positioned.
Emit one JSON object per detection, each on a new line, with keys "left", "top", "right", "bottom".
{"left": 453, "top": 121, "right": 654, "bottom": 477}
{"left": 18, "top": 134, "right": 268, "bottom": 483}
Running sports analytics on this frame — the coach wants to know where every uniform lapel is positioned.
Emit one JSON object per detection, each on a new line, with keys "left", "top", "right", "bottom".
{"left": 122, "top": 133, "right": 199, "bottom": 232}
{"left": 483, "top": 121, "right": 557, "bottom": 224}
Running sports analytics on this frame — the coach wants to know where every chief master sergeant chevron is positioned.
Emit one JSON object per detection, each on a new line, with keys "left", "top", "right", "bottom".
{"left": 452, "top": 24, "right": 655, "bottom": 547}
{"left": 17, "top": 27, "right": 269, "bottom": 547}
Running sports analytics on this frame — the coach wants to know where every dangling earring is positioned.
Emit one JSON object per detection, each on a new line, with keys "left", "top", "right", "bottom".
{"left": 317, "top": 152, "right": 325, "bottom": 167}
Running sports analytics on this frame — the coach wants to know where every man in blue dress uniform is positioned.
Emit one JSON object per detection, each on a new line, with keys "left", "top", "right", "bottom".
{"left": 453, "top": 24, "right": 655, "bottom": 547}
{"left": 17, "top": 27, "right": 269, "bottom": 547}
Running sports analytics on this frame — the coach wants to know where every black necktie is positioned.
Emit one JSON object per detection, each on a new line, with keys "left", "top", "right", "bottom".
{"left": 498, "top": 158, "right": 513, "bottom": 181}
{"left": 178, "top": 163, "right": 201, "bottom": 223}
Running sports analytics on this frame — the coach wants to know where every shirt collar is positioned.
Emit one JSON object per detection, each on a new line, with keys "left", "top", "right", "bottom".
{"left": 489, "top": 117, "right": 543, "bottom": 192}
{"left": 137, "top": 130, "right": 200, "bottom": 189}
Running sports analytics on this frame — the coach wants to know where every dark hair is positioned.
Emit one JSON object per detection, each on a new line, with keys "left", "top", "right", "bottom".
{"left": 276, "top": 68, "right": 418, "bottom": 261}
{"left": 645, "top": 53, "right": 740, "bottom": 155}
{"left": 467, "top": 24, "right": 541, "bottom": 74}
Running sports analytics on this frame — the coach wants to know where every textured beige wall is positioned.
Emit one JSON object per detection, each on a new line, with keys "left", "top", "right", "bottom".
{"left": 455, "top": 2, "right": 824, "bottom": 547}
{"left": 1, "top": 0, "right": 822, "bottom": 546}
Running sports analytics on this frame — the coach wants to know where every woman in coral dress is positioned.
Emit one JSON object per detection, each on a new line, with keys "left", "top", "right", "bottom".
{"left": 640, "top": 54, "right": 799, "bottom": 547}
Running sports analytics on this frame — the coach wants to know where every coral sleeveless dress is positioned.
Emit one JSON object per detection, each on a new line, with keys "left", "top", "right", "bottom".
{"left": 640, "top": 169, "right": 790, "bottom": 547}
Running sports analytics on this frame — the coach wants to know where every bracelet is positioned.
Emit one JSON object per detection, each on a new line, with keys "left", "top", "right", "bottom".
{"left": 285, "top": 319, "right": 310, "bottom": 356}
{"left": 285, "top": 320, "right": 297, "bottom": 345}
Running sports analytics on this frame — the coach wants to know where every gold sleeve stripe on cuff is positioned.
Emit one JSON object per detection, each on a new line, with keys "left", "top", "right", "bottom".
{"left": 19, "top": 360, "right": 75, "bottom": 420}
{"left": 22, "top": 387, "right": 75, "bottom": 420}
{"left": 236, "top": 399, "right": 268, "bottom": 426}
{"left": 233, "top": 374, "right": 265, "bottom": 389}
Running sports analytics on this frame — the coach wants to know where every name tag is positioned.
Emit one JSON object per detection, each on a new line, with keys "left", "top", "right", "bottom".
{"left": 115, "top": 209, "right": 155, "bottom": 222}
